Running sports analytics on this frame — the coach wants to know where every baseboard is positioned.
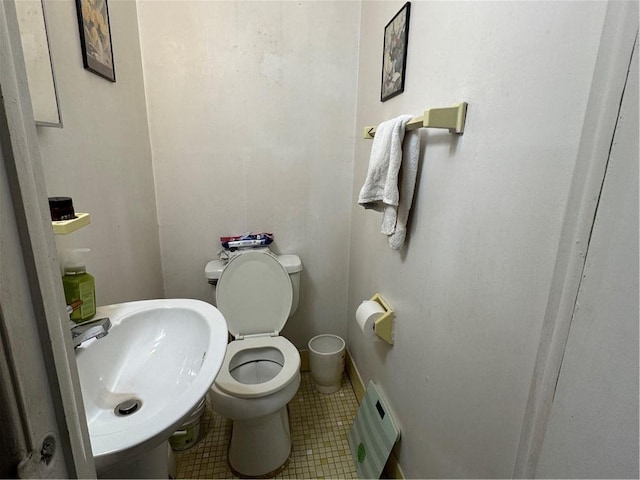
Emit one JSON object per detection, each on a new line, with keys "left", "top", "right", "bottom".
{"left": 384, "top": 452, "right": 405, "bottom": 480}
{"left": 299, "top": 349, "right": 310, "bottom": 372}
{"left": 345, "top": 349, "right": 405, "bottom": 480}
{"left": 345, "top": 348, "right": 365, "bottom": 403}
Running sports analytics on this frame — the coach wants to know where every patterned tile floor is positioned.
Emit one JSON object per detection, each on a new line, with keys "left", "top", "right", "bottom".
{"left": 175, "top": 372, "right": 359, "bottom": 479}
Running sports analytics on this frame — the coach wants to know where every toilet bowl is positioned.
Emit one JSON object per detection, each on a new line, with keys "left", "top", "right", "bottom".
{"left": 206, "top": 249, "right": 303, "bottom": 477}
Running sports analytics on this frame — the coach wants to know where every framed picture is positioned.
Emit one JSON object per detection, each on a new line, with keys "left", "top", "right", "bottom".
{"left": 381, "top": 2, "right": 411, "bottom": 102}
{"left": 75, "top": 0, "right": 115, "bottom": 82}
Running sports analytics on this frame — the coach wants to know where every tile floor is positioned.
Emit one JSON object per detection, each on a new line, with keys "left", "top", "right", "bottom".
{"left": 175, "top": 372, "right": 359, "bottom": 479}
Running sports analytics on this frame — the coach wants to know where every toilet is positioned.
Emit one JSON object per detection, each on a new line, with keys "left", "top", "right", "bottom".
{"left": 205, "top": 249, "right": 302, "bottom": 477}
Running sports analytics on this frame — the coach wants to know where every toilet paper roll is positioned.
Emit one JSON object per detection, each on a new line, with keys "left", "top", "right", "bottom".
{"left": 356, "top": 300, "right": 385, "bottom": 339}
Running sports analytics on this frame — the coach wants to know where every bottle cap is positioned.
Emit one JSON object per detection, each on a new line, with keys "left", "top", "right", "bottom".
{"left": 48, "top": 197, "right": 76, "bottom": 221}
{"left": 64, "top": 248, "right": 90, "bottom": 274}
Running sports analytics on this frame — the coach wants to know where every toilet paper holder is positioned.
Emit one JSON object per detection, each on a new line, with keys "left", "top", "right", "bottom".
{"left": 370, "top": 293, "right": 394, "bottom": 345}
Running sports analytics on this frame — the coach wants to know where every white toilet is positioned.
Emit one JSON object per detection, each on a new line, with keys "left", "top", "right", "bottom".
{"left": 205, "top": 249, "right": 302, "bottom": 477}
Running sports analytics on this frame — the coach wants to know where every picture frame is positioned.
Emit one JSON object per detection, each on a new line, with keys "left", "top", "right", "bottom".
{"left": 75, "top": 0, "right": 115, "bottom": 82}
{"left": 381, "top": 2, "right": 411, "bottom": 102}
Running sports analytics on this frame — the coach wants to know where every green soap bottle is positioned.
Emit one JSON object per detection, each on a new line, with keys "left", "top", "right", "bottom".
{"left": 62, "top": 248, "right": 96, "bottom": 322}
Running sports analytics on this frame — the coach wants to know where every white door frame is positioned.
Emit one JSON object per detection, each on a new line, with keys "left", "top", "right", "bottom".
{"left": 513, "top": 1, "right": 639, "bottom": 477}
{"left": 0, "top": 1, "right": 94, "bottom": 477}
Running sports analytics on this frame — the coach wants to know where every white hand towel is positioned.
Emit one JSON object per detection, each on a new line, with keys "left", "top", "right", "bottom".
{"left": 358, "top": 114, "right": 421, "bottom": 249}
{"left": 388, "top": 129, "right": 420, "bottom": 249}
{"left": 358, "top": 114, "right": 414, "bottom": 219}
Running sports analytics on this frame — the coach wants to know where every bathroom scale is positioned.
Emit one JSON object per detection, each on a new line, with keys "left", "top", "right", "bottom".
{"left": 348, "top": 381, "right": 400, "bottom": 479}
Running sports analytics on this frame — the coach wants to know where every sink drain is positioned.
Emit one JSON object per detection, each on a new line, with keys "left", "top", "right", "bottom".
{"left": 114, "top": 399, "right": 142, "bottom": 417}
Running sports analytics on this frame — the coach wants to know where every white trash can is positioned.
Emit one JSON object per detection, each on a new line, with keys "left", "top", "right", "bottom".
{"left": 308, "top": 334, "right": 346, "bottom": 394}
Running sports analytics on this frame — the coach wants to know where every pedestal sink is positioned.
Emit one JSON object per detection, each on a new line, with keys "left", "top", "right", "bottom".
{"left": 74, "top": 299, "right": 227, "bottom": 478}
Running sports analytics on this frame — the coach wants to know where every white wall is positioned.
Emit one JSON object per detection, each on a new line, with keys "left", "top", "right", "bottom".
{"left": 36, "top": 0, "right": 163, "bottom": 304}
{"left": 136, "top": 1, "right": 360, "bottom": 348}
{"left": 348, "top": 1, "right": 607, "bottom": 478}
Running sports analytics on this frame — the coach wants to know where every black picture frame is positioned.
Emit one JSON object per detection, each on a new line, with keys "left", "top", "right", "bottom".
{"left": 75, "top": 0, "right": 116, "bottom": 82}
{"left": 381, "top": 2, "right": 411, "bottom": 102}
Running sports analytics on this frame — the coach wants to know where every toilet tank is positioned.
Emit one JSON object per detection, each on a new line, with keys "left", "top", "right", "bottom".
{"left": 277, "top": 254, "right": 302, "bottom": 315}
{"left": 205, "top": 250, "right": 303, "bottom": 315}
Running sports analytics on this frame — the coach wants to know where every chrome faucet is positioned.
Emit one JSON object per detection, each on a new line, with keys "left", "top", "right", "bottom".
{"left": 71, "top": 317, "right": 111, "bottom": 348}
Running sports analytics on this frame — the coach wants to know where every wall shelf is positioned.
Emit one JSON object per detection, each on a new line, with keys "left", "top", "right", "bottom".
{"left": 52, "top": 212, "right": 90, "bottom": 235}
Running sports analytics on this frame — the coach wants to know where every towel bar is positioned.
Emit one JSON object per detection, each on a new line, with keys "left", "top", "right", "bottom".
{"left": 363, "top": 101, "right": 467, "bottom": 139}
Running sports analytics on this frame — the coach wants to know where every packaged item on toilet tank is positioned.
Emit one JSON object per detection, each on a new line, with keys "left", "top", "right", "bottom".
{"left": 220, "top": 232, "right": 273, "bottom": 250}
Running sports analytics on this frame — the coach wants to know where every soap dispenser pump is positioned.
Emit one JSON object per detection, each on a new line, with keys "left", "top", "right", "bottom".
{"left": 62, "top": 248, "right": 96, "bottom": 322}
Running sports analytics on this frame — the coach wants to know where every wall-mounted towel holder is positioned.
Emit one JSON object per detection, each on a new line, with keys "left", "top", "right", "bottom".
{"left": 371, "top": 293, "right": 395, "bottom": 344}
{"left": 363, "top": 101, "right": 468, "bottom": 139}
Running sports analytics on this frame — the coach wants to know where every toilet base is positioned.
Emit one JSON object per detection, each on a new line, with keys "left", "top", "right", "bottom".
{"left": 228, "top": 406, "right": 292, "bottom": 478}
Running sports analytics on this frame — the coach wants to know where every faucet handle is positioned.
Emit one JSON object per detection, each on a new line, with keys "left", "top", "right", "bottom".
{"left": 71, "top": 317, "right": 111, "bottom": 348}
{"left": 73, "top": 317, "right": 111, "bottom": 329}
{"left": 73, "top": 325, "right": 103, "bottom": 339}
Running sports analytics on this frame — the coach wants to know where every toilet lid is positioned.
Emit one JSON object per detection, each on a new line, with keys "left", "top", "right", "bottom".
{"left": 216, "top": 250, "right": 293, "bottom": 338}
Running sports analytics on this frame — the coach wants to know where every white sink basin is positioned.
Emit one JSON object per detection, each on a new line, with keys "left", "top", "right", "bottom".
{"left": 75, "top": 299, "right": 227, "bottom": 473}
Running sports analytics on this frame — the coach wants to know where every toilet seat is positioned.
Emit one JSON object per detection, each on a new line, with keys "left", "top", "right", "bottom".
{"left": 215, "top": 336, "right": 300, "bottom": 398}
